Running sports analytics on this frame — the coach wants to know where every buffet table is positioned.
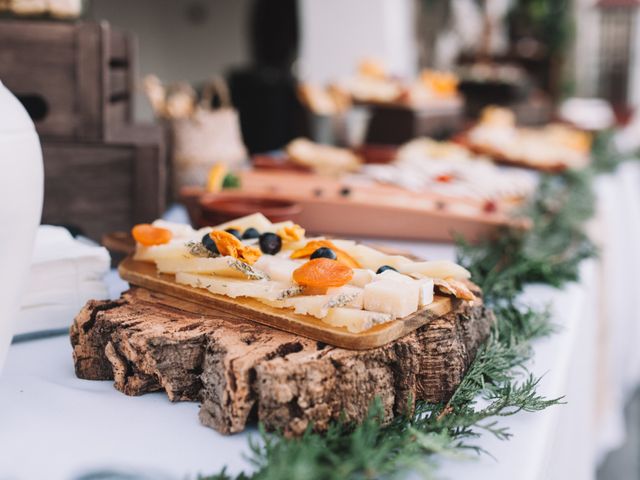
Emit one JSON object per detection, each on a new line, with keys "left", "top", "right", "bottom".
{"left": 1, "top": 163, "right": 639, "bottom": 480}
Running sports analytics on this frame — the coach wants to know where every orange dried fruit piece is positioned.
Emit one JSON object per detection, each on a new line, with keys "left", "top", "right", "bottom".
{"left": 239, "top": 245, "right": 262, "bottom": 264}
{"left": 132, "top": 224, "right": 172, "bottom": 246}
{"left": 209, "top": 230, "right": 261, "bottom": 265}
{"left": 277, "top": 224, "right": 305, "bottom": 243}
{"left": 290, "top": 240, "right": 360, "bottom": 268}
{"left": 293, "top": 258, "right": 353, "bottom": 288}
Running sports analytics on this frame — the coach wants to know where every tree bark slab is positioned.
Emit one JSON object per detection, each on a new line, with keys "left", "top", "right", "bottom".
{"left": 70, "top": 287, "right": 494, "bottom": 436}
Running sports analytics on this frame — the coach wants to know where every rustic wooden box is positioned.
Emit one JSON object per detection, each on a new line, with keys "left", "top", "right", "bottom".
{"left": 0, "top": 19, "right": 135, "bottom": 141}
{"left": 41, "top": 126, "right": 166, "bottom": 242}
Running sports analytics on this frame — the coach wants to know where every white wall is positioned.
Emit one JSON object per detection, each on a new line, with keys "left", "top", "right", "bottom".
{"left": 87, "top": 0, "right": 252, "bottom": 121}
{"left": 573, "top": 0, "right": 601, "bottom": 97}
{"left": 628, "top": 10, "right": 640, "bottom": 109}
{"left": 297, "top": 0, "right": 418, "bottom": 84}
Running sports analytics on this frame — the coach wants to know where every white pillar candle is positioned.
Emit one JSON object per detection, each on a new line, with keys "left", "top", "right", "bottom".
{"left": 0, "top": 81, "right": 44, "bottom": 374}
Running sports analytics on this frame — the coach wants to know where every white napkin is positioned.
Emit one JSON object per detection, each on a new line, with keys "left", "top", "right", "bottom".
{"left": 13, "top": 226, "right": 110, "bottom": 337}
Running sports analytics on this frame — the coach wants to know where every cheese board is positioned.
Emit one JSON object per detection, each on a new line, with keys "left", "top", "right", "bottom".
{"left": 454, "top": 106, "right": 592, "bottom": 172}
{"left": 119, "top": 214, "right": 481, "bottom": 350}
{"left": 79, "top": 213, "right": 493, "bottom": 434}
{"left": 119, "top": 255, "right": 455, "bottom": 350}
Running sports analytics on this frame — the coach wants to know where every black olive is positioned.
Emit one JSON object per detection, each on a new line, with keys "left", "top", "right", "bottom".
{"left": 310, "top": 247, "right": 337, "bottom": 260}
{"left": 376, "top": 265, "right": 397, "bottom": 274}
{"left": 225, "top": 228, "right": 242, "bottom": 239}
{"left": 242, "top": 227, "right": 260, "bottom": 239}
{"left": 259, "top": 232, "right": 282, "bottom": 255}
{"left": 202, "top": 233, "right": 219, "bottom": 254}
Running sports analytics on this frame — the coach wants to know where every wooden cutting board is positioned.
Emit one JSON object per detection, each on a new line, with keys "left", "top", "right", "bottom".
{"left": 119, "top": 256, "right": 456, "bottom": 350}
{"left": 182, "top": 170, "right": 529, "bottom": 243}
{"left": 239, "top": 169, "right": 526, "bottom": 241}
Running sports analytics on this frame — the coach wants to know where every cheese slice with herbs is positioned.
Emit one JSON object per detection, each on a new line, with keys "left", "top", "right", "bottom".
{"left": 131, "top": 215, "right": 475, "bottom": 334}
{"left": 176, "top": 272, "right": 302, "bottom": 301}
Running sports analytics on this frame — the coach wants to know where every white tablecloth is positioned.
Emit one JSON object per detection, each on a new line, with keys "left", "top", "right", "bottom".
{"left": 1, "top": 164, "right": 639, "bottom": 480}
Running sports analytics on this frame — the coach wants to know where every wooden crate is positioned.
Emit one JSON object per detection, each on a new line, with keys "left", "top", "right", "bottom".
{"left": 41, "top": 126, "right": 166, "bottom": 242}
{"left": 0, "top": 19, "right": 135, "bottom": 141}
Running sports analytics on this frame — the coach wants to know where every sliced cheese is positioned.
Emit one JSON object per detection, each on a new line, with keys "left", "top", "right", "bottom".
{"left": 199, "top": 213, "right": 274, "bottom": 236}
{"left": 363, "top": 279, "right": 419, "bottom": 318}
{"left": 156, "top": 256, "right": 267, "bottom": 280}
{"left": 349, "top": 268, "right": 376, "bottom": 288}
{"left": 375, "top": 270, "right": 414, "bottom": 283}
{"left": 270, "top": 220, "right": 295, "bottom": 231}
{"left": 324, "top": 308, "right": 392, "bottom": 333}
{"left": 397, "top": 260, "right": 470, "bottom": 281}
{"left": 416, "top": 277, "right": 434, "bottom": 308}
{"left": 134, "top": 241, "right": 191, "bottom": 263}
{"left": 326, "top": 285, "right": 364, "bottom": 309}
{"left": 330, "top": 239, "right": 357, "bottom": 250}
{"left": 176, "top": 272, "right": 301, "bottom": 301}
{"left": 262, "top": 285, "right": 363, "bottom": 319}
{"left": 376, "top": 270, "right": 434, "bottom": 307}
{"left": 345, "top": 244, "right": 413, "bottom": 271}
{"left": 280, "top": 236, "right": 326, "bottom": 252}
{"left": 151, "top": 219, "right": 196, "bottom": 239}
{"left": 254, "top": 255, "right": 301, "bottom": 282}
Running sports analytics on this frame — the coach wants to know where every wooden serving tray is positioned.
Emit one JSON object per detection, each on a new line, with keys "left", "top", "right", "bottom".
{"left": 119, "top": 256, "right": 454, "bottom": 350}
{"left": 205, "top": 169, "right": 527, "bottom": 242}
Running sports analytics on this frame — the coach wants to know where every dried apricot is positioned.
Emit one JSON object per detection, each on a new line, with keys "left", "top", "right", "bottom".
{"left": 239, "top": 245, "right": 262, "bottom": 264}
{"left": 293, "top": 258, "right": 353, "bottom": 288}
{"left": 209, "top": 230, "right": 261, "bottom": 265}
{"left": 132, "top": 224, "right": 172, "bottom": 246}
{"left": 277, "top": 224, "right": 305, "bottom": 243}
{"left": 290, "top": 240, "right": 360, "bottom": 268}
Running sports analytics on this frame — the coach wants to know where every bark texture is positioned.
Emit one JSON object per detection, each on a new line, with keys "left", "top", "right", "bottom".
{"left": 71, "top": 287, "right": 494, "bottom": 436}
